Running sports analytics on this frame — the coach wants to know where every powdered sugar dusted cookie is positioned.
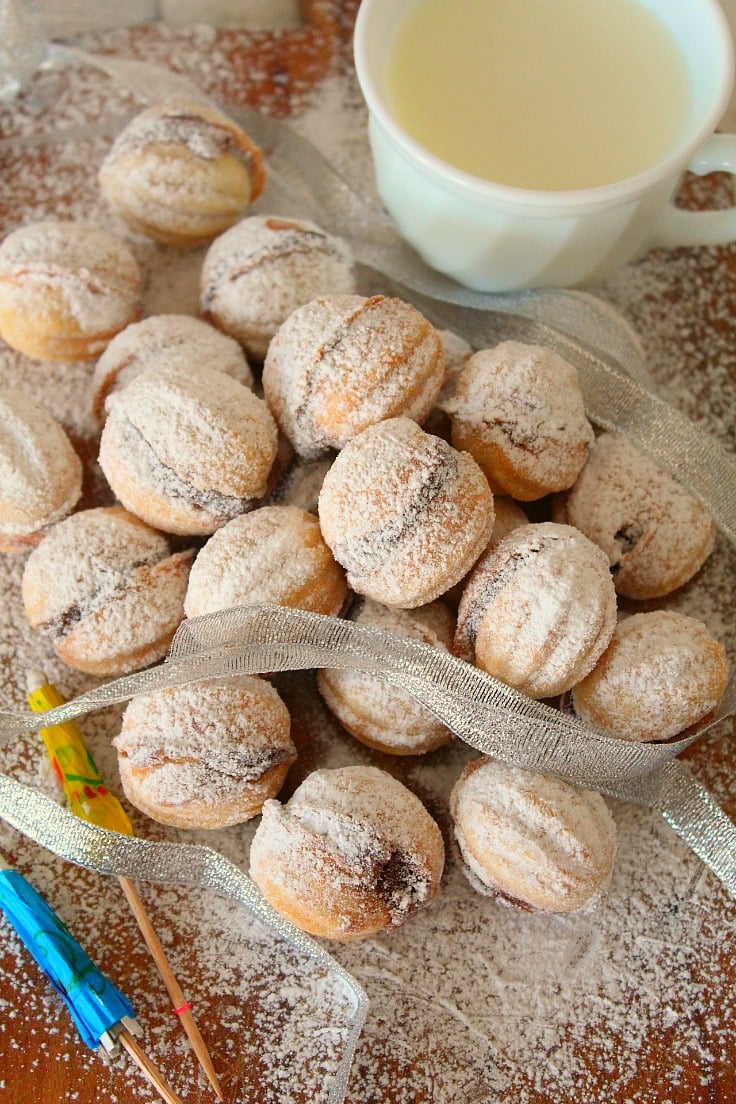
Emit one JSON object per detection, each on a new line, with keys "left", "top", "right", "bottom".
{"left": 262, "top": 295, "right": 445, "bottom": 457}
{"left": 317, "top": 598, "right": 455, "bottom": 754}
{"left": 201, "top": 215, "right": 356, "bottom": 361}
{"left": 184, "top": 504, "right": 347, "bottom": 619}
{"left": 447, "top": 341, "right": 594, "bottom": 500}
{"left": 0, "top": 221, "right": 142, "bottom": 362}
{"left": 98, "top": 102, "right": 265, "bottom": 247}
{"left": 450, "top": 757, "right": 617, "bottom": 913}
{"left": 99, "top": 361, "right": 278, "bottom": 536}
{"left": 455, "top": 522, "right": 617, "bottom": 698}
{"left": 91, "top": 313, "right": 253, "bottom": 423}
{"left": 114, "top": 676, "right": 295, "bottom": 829}
{"left": 0, "top": 390, "right": 82, "bottom": 553}
{"left": 22, "top": 506, "right": 192, "bottom": 676}
{"left": 249, "top": 765, "right": 445, "bottom": 941}
{"left": 318, "top": 416, "right": 494, "bottom": 608}
{"left": 571, "top": 610, "right": 729, "bottom": 742}
{"left": 555, "top": 432, "right": 716, "bottom": 598}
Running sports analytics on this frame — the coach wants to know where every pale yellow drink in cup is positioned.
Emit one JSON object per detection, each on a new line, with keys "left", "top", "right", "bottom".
{"left": 387, "top": 0, "right": 690, "bottom": 191}
{"left": 354, "top": 0, "right": 736, "bottom": 292}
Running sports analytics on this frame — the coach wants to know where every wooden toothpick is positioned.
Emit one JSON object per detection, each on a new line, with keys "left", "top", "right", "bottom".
{"left": 118, "top": 1026, "right": 187, "bottom": 1104}
{"left": 118, "top": 876, "right": 225, "bottom": 1100}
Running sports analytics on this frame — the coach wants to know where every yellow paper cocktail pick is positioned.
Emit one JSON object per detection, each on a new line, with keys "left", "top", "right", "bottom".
{"left": 27, "top": 674, "right": 134, "bottom": 834}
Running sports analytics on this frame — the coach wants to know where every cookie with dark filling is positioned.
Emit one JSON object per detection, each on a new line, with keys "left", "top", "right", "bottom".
{"left": 99, "top": 360, "right": 278, "bottom": 536}
{"left": 201, "top": 215, "right": 356, "bottom": 361}
{"left": 554, "top": 432, "right": 716, "bottom": 599}
{"left": 263, "top": 295, "right": 445, "bottom": 456}
{"left": 250, "top": 765, "right": 445, "bottom": 941}
{"left": 318, "top": 416, "right": 494, "bottom": 608}
{"left": 98, "top": 102, "right": 265, "bottom": 247}
{"left": 21, "top": 506, "right": 192, "bottom": 676}
{"left": 446, "top": 340, "right": 594, "bottom": 500}
{"left": 114, "top": 676, "right": 295, "bottom": 829}
{"left": 455, "top": 521, "right": 617, "bottom": 699}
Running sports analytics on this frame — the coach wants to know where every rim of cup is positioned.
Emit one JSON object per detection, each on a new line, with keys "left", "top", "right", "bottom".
{"left": 353, "top": 0, "right": 736, "bottom": 211}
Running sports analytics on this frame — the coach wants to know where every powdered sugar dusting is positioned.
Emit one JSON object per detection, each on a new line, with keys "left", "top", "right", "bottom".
{"left": 0, "top": 12, "right": 735, "bottom": 1104}
{"left": 0, "top": 220, "right": 142, "bottom": 335}
{"left": 449, "top": 758, "right": 617, "bottom": 913}
{"left": 0, "top": 390, "right": 82, "bottom": 539}
{"left": 557, "top": 431, "right": 717, "bottom": 599}
{"left": 318, "top": 416, "right": 494, "bottom": 608}
{"left": 447, "top": 340, "right": 595, "bottom": 498}
{"left": 262, "top": 295, "right": 444, "bottom": 456}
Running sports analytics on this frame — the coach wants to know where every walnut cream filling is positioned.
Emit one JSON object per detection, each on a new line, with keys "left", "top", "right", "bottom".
{"left": 450, "top": 758, "right": 618, "bottom": 914}
{"left": 201, "top": 215, "right": 357, "bottom": 361}
{"left": 0, "top": 221, "right": 142, "bottom": 362}
{"left": 114, "top": 677, "right": 296, "bottom": 830}
{"left": 571, "top": 610, "right": 729, "bottom": 743}
{"left": 21, "top": 507, "right": 192, "bottom": 677}
{"left": 318, "top": 416, "right": 494, "bottom": 608}
{"left": 0, "top": 390, "right": 83, "bottom": 553}
{"left": 184, "top": 504, "right": 348, "bottom": 620}
{"left": 446, "top": 340, "right": 595, "bottom": 500}
{"left": 455, "top": 522, "right": 618, "bottom": 699}
{"left": 98, "top": 102, "right": 266, "bottom": 247}
{"left": 99, "top": 361, "right": 278, "bottom": 536}
{"left": 263, "top": 295, "right": 446, "bottom": 457}
{"left": 249, "top": 766, "right": 445, "bottom": 941}
{"left": 91, "top": 314, "right": 253, "bottom": 424}
{"left": 317, "top": 598, "right": 455, "bottom": 755}
{"left": 553, "top": 431, "right": 716, "bottom": 598}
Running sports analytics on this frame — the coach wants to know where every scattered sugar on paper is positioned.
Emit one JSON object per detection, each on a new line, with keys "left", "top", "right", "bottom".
{"left": 0, "top": 15, "right": 735, "bottom": 1104}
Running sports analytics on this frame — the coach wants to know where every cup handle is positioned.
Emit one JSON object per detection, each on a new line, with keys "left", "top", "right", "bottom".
{"left": 650, "top": 133, "right": 736, "bottom": 249}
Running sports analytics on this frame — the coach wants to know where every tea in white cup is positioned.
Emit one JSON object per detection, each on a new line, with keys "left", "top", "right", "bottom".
{"left": 354, "top": 0, "right": 736, "bottom": 292}
{"left": 386, "top": 0, "right": 690, "bottom": 191}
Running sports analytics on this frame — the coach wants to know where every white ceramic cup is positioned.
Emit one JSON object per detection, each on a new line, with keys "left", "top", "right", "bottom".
{"left": 353, "top": 0, "right": 736, "bottom": 292}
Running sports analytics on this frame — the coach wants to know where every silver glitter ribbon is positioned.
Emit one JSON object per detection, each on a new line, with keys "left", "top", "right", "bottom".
{"left": 1, "top": 45, "right": 735, "bottom": 1103}
{"left": 1, "top": 602, "right": 735, "bottom": 889}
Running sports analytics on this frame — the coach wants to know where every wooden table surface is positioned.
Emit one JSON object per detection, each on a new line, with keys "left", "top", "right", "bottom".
{"left": 0, "top": 4, "right": 735, "bottom": 1103}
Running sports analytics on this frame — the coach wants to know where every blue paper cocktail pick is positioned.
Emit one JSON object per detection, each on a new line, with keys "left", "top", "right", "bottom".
{"left": 0, "top": 855, "right": 134, "bottom": 1049}
{"left": 0, "top": 855, "right": 183, "bottom": 1104}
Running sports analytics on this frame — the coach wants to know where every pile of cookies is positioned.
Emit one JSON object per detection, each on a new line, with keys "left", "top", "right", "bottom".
{"left": 0, "top": 101, "right": 729, "bottom": 941}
